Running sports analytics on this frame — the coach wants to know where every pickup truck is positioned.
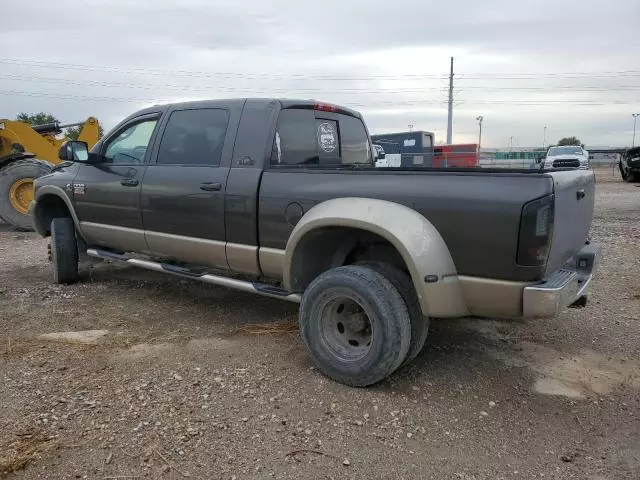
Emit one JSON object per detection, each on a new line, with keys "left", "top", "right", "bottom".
{"left": 30, "top": 98, "right": 601, "bottom": 387}
{"left": 542, "top": 145, "right": 590, "bottom": 170}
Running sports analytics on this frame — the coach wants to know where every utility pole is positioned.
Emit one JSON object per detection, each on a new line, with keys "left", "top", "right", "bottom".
{"left": 446, "top": 56, "right": 454, "bottom": 145}
{"left": 476, "top": 115, "right": 483, "bottom": 152}
{"left": 543, "top": 125, "right": 547, "bottom": 149}
{"left": 633, "top": 114, "right": 639, "bottom": 147}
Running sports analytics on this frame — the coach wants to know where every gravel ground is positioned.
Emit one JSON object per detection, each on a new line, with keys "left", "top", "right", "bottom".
{"left": 0, "top": 168, "right": 638, "bottom": 480}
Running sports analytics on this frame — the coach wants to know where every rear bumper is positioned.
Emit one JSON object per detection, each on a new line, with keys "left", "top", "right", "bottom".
{"left": 522, "top": 243, "right": 601, "bottom": 318}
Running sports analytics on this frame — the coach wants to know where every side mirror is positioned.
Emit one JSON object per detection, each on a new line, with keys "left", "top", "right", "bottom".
{"left": 58, "top": 141, "right": 89, "bottom": 162}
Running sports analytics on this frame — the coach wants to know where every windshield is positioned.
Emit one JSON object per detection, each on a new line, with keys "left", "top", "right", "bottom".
{"left": 548, "top": 146, "right": 582, "bottom": 156}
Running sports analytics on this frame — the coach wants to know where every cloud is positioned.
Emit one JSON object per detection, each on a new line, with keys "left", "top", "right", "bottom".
{"left": 1, "top": 0, "right": 639, "bottom": 147}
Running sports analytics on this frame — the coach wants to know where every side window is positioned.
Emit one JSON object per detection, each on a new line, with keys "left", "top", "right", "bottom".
{"left": 156, "top": 109, "right": 229, "bottom": 166}
{"left": 339, "top": 115, "right": 372, "bottom": 164}
{"left": 271, "top": 109, "right": 372, "bottom": 166}
{"left": 104, "top": 119, "right": 157, "bottom": 164}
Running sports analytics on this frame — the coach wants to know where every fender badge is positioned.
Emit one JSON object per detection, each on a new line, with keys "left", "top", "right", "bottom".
{"left": 73, "top": 183, "right": 86, "bottom": 195}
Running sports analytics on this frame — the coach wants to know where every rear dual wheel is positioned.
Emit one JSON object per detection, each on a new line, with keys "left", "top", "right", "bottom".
{"left": 300, "top": 264, "right": 426, "bottom": 387}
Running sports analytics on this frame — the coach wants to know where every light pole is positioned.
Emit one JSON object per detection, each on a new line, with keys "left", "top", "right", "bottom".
{"left": 476, "top": 115, "right": 483, "bottom": 152}
{"left": 408, "top": 124, "right": 414, "bottom": 132}
{"left": 543, "top": 125, "right": 547, "bottom": 149}
{"left": 633, "top": 114, "right": 639, "bottom": 147}
{"left": 509, "top": 136, "right": 514, "bottom": 152}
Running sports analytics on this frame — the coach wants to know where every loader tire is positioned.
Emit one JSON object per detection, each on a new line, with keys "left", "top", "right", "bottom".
{"left": 51, "top": 217, "right": 78, "bottom": 284}
{"left": 0, "top": 159, "right": 53, "bottom": 230}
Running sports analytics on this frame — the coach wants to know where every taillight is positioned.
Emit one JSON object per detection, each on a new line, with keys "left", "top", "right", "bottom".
{"left": 517, "top": 195, "right": 554, "bottom": 266}
{"left": 313, "top": 102, "right": 339, "bottom": 112}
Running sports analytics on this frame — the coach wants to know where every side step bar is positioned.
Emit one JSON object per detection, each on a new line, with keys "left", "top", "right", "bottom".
{"left": 86, "top": 248, "right": 301, "bottom": 304}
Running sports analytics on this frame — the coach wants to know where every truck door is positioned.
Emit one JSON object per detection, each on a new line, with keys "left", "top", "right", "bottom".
{"left": 73, "top": 114, "right": 160, "bottom": 253}
{"left": 140, "top": 106, "right": 239, "bottom": 271}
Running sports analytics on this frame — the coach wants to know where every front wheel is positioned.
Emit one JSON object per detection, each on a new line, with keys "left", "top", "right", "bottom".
{"left": 51, "top": 217, "right": 79, "bottom": 284}
{"left": 299, "top": 265, "right": 411, "bottom": 387}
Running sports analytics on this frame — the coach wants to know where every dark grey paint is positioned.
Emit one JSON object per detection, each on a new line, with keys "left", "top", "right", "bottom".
{"left": 545, "top": 170, "right": 595, "bottom": 271}
{"left": 73, "top": 164, "right": 146, "bottom": 229}
{"left": 140, "top": 165, "right": 228, "bottom": 239}
{"left": 140, "top": 100, "right": 245, "bottom": 240}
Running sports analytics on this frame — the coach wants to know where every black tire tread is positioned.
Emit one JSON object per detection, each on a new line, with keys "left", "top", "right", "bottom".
{"left": 356, "top": 261, "right": 429, "bottom": 366}
{"left": 51, "top": 217, "right": 78, "bottom": 284}
{"left": 300, "top": 265, "right": 411, "bottom": 387}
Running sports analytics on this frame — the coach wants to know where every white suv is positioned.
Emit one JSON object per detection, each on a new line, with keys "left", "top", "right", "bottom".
{"left": 543, "top": 145, "right": 590, "bottom": 170}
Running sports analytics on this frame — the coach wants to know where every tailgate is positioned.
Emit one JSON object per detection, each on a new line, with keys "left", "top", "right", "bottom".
{"left": 545, "top": 170, "right": 596, "bottom": 274}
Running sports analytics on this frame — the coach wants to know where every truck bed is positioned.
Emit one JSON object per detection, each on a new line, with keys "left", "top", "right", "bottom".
{"left": 258, "top": 167, "right": 595, "bottom": 282}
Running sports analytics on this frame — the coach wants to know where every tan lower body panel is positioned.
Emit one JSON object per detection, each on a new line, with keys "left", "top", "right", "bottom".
{"left": 80, "top": 222, "right": 149, "bottom": 254}
{"left": 259, "top": 247, "right": 285, "bottom": 280}
{"left": 144, "top": 230, "right": 227, "bottom": 270}
{"left": 458, "top": 275, "right": 528, "bottom": 318}
{"left": 420, "top": 274, "right": 469, "bottom": 318}
{"left": 226, "top": 243, "right": 260, "bottom": 276}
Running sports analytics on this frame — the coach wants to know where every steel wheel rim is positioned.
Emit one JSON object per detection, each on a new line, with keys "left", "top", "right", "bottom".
{"left": 8, "top": 178, "right": 34, "bottom": 215}
{"left": 319, "top": 296, "right": 373, "bottom": 361}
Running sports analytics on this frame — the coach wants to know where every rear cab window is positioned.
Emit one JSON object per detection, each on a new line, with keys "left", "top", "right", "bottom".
{"left": 271, "top": 108, "right": 372, "bottom": 167}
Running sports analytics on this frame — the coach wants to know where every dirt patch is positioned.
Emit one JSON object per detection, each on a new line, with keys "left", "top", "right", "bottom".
{"left": 38, "top": 329, "right": 110, "bottom": 345}
{"left": 489, "top": 342, "right": 640, "bottom": 399}
{"left": 0, "top": 433, "right": 59, "bottom": 477}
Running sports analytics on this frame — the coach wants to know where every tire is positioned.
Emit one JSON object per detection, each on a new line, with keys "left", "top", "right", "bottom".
{"left": 51, "top": 217, "right": 78, "bottom": 284}
{"left": 299, "top": 265, "right": 411, "bottom": 387}
{"left": 356, "top": 261, "right": 429, "bottom": 367}
{"left": 0, "top": 159, "right": 53, "bottom": 230}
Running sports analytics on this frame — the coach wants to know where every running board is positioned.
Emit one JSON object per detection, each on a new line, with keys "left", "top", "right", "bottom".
{"left": 86, "top": 248, "right": 301, "bottom": 303}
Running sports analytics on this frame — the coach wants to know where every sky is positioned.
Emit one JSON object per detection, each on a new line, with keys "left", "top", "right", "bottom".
{"left": 2, "top": 0, "right": 640, "bottom": 148}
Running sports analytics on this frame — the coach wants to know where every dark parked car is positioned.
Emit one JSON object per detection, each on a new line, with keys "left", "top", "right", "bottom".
{"left": 30, "top": 98, "right": 600, "bottom": 387}
{"left": 620, "top": 146, "right": 640, "bottom": 182}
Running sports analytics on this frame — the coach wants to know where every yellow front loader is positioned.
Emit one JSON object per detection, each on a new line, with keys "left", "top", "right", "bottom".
{"left": 0, "top": 117, "right": 101, "bottom": 230}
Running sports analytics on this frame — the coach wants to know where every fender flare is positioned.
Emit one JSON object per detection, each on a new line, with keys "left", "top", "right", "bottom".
{"left": 283, "top": 197, "right": 468, "bottom": 318}
{"left": 32, "top": 185, "right": 85, "bottom": 240}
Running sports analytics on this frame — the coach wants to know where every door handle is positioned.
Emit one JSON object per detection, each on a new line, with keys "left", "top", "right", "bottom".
{"left": 120, "top": 178, "right": 139, "bottom": 187}
{"left": 200, "top": 182, "right": 222, "bottom": 192}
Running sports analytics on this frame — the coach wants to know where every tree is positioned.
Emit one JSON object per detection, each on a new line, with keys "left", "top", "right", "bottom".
{"left": 16, "top": 112, "right": 59, "bottom": 126}
{"left": 557, "top": 136, "right": 582, "bottom": 146}
{"left": 66, "top": 124, "right": 104, "bottom": 140}
{"left": 17, "top": 112, "right": 103, "bottom": 140}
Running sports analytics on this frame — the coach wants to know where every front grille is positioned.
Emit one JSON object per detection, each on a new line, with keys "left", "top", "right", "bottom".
{"left": 553, "top": 159, "right": 580, "bottom": 168}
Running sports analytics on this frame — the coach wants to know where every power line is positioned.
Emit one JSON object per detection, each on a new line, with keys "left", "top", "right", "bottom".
{"left": 2, "top": 58, "right": 639, "bottom": 81}
{"left": 0, "top": 73, "right": 450, "bottom": 94}
{"left": 3, "top": 74, "right": 638, "bottom": 99}
{"left": 0, "top": 88, "right": 635, "bottom": 107}
{"left": 0, "top": 58, "right": 448, "bottom": 81}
